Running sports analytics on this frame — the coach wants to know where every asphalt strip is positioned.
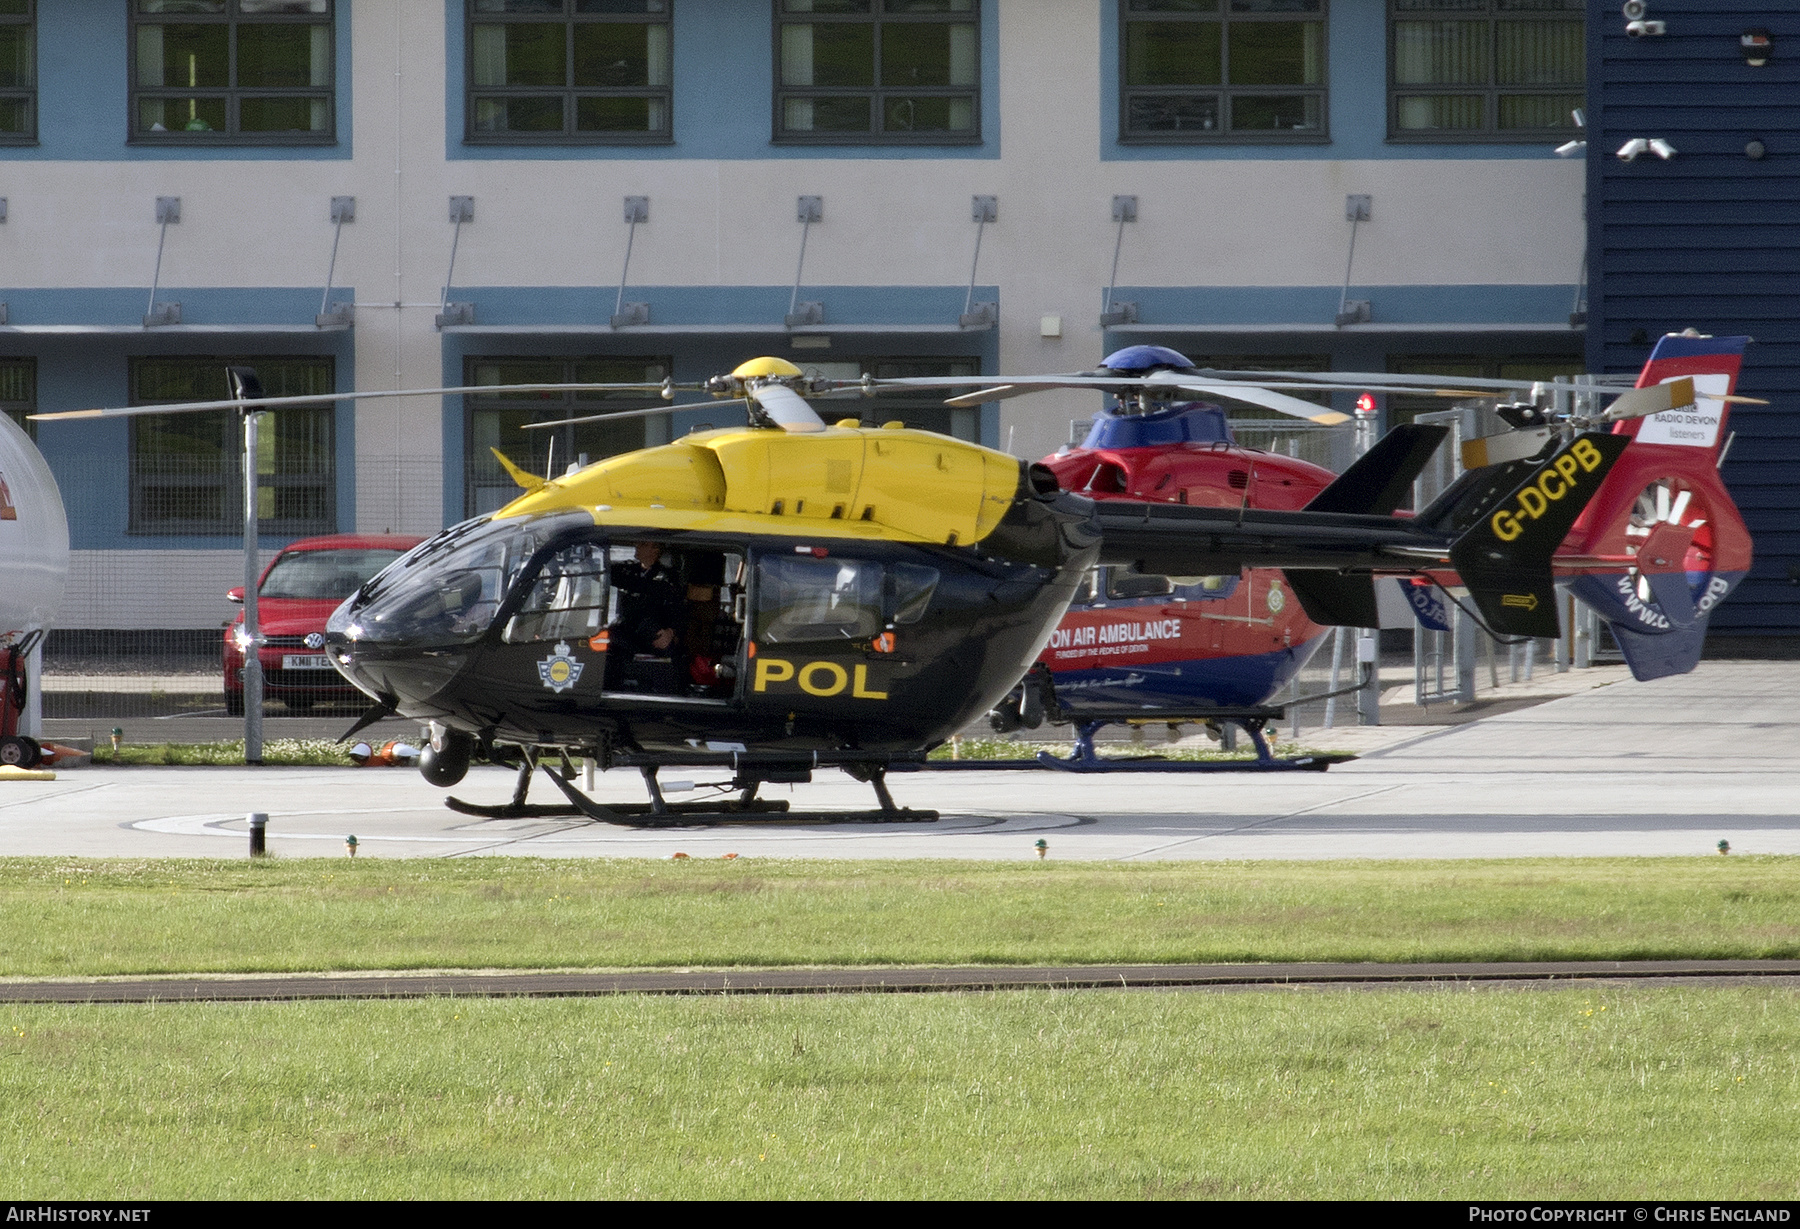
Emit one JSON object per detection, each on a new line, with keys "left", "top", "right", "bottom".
{"left": 4, "top": 960, "right": 1800, "bottom": 1003}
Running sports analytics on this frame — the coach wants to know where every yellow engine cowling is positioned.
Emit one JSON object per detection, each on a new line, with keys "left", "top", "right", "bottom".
{"left": 495, "top": 425, "right": 1020, "bottom": 547}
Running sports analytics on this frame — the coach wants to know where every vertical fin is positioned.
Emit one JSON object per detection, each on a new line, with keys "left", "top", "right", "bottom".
{"left": 1448, "top": 432, "right": 1631, "bottom": 637}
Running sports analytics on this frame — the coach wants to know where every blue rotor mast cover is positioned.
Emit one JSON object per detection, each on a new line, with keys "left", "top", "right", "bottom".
{"left": 1099, "top": 344, "right": 1197, "bottom": 374}
{"left": 1083, "top": 345, "right": 1234, "bottom": 448}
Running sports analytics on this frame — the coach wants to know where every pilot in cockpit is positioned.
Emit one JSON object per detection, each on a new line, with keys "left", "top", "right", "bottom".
{"left": 609, "top": 542, "right": 683, "bottom": 659}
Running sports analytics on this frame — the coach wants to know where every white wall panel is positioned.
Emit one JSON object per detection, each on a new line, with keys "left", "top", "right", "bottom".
{"left": 62, "top": 550, "right": 278, "bottom": 630}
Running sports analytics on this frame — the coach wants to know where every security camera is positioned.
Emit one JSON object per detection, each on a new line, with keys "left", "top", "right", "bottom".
{"left": 1648, "top": 138, "right": 1677, "bottom": 160}
{"left": 1626, "top": 19, "right": 1666, "bottom": 35}
{"left": 1621, "top": 0, "right": 1646, "bottom": 19}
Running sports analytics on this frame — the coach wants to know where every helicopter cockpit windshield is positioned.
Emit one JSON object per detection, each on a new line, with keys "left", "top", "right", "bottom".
{"left": 330, "top": 511, "right": 588, "bottom": 646}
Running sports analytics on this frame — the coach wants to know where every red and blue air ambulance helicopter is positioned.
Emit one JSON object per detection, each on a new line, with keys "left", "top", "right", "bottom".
{"left": 954, "top": 336, "right": 1756, "bottom": 766}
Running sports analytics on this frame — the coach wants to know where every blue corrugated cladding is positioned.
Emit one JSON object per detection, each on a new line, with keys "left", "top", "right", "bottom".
{"left": 1589, "top": 2, "right": 1800, "bottom": 634}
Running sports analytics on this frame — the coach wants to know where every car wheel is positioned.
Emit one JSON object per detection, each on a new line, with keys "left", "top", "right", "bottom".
{"left": 0, "top": 735, "right": 41, "bottom": 769}
{"left": 225, "top": 691, "right": 245, "bottom": 717}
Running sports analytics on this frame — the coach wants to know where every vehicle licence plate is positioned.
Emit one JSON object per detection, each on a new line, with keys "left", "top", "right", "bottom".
{"left": 282, "top": 654, "right": 332, "bottom": 670}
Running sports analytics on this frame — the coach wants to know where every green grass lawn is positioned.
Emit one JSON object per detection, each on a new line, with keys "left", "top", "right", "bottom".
{"left": 79, "top": 735, "right": 1324, "bottom": 768}
{"left": 5, "top": 856, "right": 1799, "bottom": 979}
{"left": 5, "top": 985, "right": 1797, "bottom": 1199}
{"left": 90, "top": 739, "right": 356, "bottom": 767}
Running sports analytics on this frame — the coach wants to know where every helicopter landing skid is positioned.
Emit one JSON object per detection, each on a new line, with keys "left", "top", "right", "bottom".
{"left": 447, "top": 757, "right": 938, "bottom": 828}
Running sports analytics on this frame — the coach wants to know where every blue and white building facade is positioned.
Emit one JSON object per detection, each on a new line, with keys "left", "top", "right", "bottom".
{"left": 1, "top": 1, "right": 1595, "bottom": 634}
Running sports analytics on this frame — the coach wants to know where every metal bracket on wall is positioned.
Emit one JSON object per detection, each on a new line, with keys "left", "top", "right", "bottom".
{"left": 611, "top": 195, "right": 651, "bottom": 328}
{"left": 1100, "top": 195, "right": 1138, "bottom": 328}
{"left": 786, "top": 196, "right": 826, "bottom": 329}
{"left": 1335, "top": 195, "right": 1371, "bottom": 327}
{"left": 145, "top": 196, "right": 182, "bottom": 327}
{"left": 436, "top": 196, "right": 475, "bottom": 329}
{"left": 960, "top": 195, "right": 998, "bottom": 329}
{"left": 316, "top": 196, "right": 355, "bottom": 328}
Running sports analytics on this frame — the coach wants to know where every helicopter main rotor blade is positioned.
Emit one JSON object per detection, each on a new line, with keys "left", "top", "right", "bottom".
{"left": 943, "top": 384, "right": 1029, "bottom": 407}
{"left": 522, "top": 399, "right": 748, "bottom": 430}
{"left": 29, "top": 381, "right": 690, "bottom": 422}
{"left": 1195, "top": 368, "right": 1636, "bottom": 392}
{"left": 880, "top": 374, "right": 1355, "bottom": 425}
{"left": 1184, "top": 385, "right": 1351, "bottom": 426}
{"left": 883, "top": 373, "right": 1485, "bottom": 409}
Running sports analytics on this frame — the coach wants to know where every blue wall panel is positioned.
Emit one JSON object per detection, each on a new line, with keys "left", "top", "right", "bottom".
{"left": 1589, "top": 2, "right": 1800, "bottom": 635}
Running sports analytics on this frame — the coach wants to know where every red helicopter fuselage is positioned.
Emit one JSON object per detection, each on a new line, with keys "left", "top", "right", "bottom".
{"left": 1030, "top": 404, "right": 1337, "bottom": 713}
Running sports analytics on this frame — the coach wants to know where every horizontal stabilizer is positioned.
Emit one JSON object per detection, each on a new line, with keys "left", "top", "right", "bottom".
{"left": 1304, "top": 423, "right": 1449, "bottom": 516}
{"left": 1284, "top": 571, "right": 1379, "bottom": 629}
{"left": 1447, "top": 431, "right": 1631, "bottom": 637}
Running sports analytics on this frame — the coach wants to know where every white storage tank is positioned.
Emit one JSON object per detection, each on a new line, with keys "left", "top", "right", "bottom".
{"left": 0, "top": 412, "right": 69, "bottom": 640}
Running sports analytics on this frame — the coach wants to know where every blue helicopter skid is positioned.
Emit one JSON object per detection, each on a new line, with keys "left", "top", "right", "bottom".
{"left": 915, "top": 712, "right": 1355, "bottom": 774}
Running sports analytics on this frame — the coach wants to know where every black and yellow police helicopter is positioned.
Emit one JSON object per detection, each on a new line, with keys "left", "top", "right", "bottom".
{"left": 37, "top": 356, "right": 1632, "bottom": 825}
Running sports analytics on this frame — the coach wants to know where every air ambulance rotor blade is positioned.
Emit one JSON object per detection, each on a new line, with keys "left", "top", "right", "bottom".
{"left": 750, "top": 382, "right": 827, "bottom": 432}
{"left": 28, "top": 381, "right": 690, "bottom": 422}
{"left": 1194, "top": 368, "right": 1635, "bottom": 393}
{"left": 868, "top": 373, "right": 1483, "bottom": 412}
{"left": 1144, "top": 372, "right": 1351, "bottom": 425}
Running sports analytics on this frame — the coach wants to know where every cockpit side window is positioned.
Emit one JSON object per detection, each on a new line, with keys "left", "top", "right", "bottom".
{"left": 503, "top": 541, "right": 608, "bottom": 644}
{"left": 1102, "top": 568, "right": 1238, "bottom": 602}
{"left": 888, "top": 563, "right": 940, "bottom": 625}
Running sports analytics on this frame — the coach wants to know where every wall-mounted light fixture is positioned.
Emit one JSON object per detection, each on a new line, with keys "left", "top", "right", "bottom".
{"left": 1741, "top": 28, "right": 1773, "bottom": 66}
{"left": 1616, "top": 137, "right": 1677, "bottom": 162}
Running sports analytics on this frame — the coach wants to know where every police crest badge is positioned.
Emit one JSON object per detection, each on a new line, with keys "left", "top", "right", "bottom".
{"left": 537, "top": 641, "right": 584, "bottom": 693}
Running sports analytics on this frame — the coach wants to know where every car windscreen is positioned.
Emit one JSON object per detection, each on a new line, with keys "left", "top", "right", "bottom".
{"left": 261, "top": 549, "right": 409, "bottom": 600}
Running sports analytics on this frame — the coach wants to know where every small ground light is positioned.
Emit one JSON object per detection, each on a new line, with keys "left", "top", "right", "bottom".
{"left": 345, "top": 834, "right": 359, "bottom": 858}
{"left": 1035, "top": 839, "right": 1048, "bottom": 859}
{"left": 110, "top": 727, "right": 122, "bottom": 753}
{"left": 1718, "top": 839, "right": 1731, "bottom": 855}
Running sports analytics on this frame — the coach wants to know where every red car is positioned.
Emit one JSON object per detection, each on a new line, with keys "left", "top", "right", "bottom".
{"left": 225, "top": 533, "right": 424, "bottom": 714}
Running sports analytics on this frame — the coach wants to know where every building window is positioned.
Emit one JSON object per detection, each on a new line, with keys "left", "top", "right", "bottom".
{"left": 466, "top": 0, "right": 672, "bottom": 144}
{"left": 0, "top": 358, "right": 34, "bottom": 441}
{"left": 129, "top": 358, "right": 335, "bottom": 535}
{"left": 1120, "top": 0, "right": 1326, "bottom": 143}
{"left": 1388, "top": 0, "right": 1583, "bottom": 141}
{"left": 775, "top": 0, "right": 979, "bottom": 144}
{"left": 130, "top": 1, "right": 334, "bottom": 144}
{"left": 466, "top": 357, "right": 671, "bottom": 516}
{"left": 0, "top": 2, "right": 33, "bottom": 144}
